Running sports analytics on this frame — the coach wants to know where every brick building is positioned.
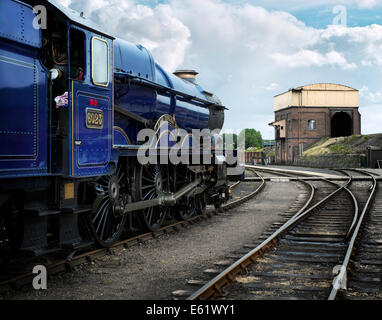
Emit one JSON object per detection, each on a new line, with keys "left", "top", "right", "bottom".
{"left": 269, "top": 83, "right": 361, "bottom": 164}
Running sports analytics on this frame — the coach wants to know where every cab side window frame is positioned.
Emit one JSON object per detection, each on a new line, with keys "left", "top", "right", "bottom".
{"left": 91, "top": 36, "right": 109, "bottom": 87}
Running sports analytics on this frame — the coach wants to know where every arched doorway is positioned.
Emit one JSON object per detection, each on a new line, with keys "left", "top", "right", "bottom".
{"left": 331, "top": 112, "right": 352, "bottom": 138}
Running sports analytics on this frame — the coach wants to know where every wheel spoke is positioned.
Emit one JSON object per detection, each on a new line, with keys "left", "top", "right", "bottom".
{"left": 146, "top": 166, "right": 157, "bottom": 179}
{"left": 142, "top": 184, "right": 156, "bottom": 190}
{"left": 147, "top": 207, "right": 154, "bottom": 226}
{"left": 143, "top": 189, "right": 156, "bottom": 200}
{"left": 118, "top": 172, "right": 125, "bottom": 182}
{"left": 89, "top": 165, "right": 127, "bottom": 247}
{"left": 92, "top": 199, "right": 109, "bottom": 224}
{"left": 117, "top": 165, "right": 122, "bottom": 177}
{"left": 100, "top": 177, "right": 110, "bottom": 185}
{"left": 137, "top": 164, "right": 166, "bottom": 232}
{"left": 96, "top": 203, "right": 109, "bottom": 234}
{"left": 100, "top": 205, "right": 110, "bottom": 240}
{"left": 143, "top": 176, "right": 156, "bottom": 184}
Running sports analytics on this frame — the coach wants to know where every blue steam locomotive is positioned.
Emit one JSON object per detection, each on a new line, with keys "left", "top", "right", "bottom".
{"left": 0, "top": 0, "right": 229, "bottom": 256}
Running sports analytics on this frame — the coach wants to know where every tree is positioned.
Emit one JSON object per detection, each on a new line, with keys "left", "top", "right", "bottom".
{"left": 222, "top": 133, "right": 238, "bottom": 150}
{"left": 238, "top": 129, "right": 264, "bottom": 150}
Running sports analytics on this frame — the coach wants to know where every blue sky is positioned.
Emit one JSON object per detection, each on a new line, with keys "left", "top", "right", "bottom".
{"left": 139, "top": 0, "right": 382, "bottom": 28}
{"left": 64, "top": 0, "right": 382, "bottom": 139}
{"left": 294, "top": 6, "right": 382, "bottom": 28}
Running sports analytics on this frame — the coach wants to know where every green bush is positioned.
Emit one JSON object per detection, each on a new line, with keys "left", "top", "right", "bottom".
{"left": 329, "top": 144, "right": 350, "bottom": 154}
{"left": 348, "top": 135, "right": 361, "bottom": 143}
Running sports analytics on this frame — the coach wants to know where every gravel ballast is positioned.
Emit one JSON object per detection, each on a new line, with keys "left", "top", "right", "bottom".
{"left": 3, "top": 181, "right": 304, "bottom": 300}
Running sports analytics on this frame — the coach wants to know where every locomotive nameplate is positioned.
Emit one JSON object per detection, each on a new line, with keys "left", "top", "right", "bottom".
{"left": 86, "top": 108, "right": 104, "bottom": 129}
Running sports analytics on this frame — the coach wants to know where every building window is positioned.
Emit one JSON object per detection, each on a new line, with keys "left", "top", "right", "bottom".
{"left": 92, "top": 37, "right": 109, "bottom": 87}
{"left": 308, "top": 120, "right": 316, "bottom": 131}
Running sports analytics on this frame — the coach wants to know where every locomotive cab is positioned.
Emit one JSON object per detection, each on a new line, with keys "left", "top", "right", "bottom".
{"left": 0, "top": 0, "right": 116, "bottom": 254}
{"left": 36, "top": 4, "right": 114, "bottom": 177}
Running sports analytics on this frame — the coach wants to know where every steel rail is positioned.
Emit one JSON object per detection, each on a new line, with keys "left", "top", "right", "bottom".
{"left": 328, "top": 169, "right": 377, "bottom": 300}
{"left": 246, "top": 165, "right": 338, "bottom": 179}
{"left": 288, "top": 176, "right": 348, "bottom": 224}
{"left": 230, "top": 180, "right": 241, "bottom": 189}
{"left": 323, "top": 171, "right": 359, "bottom": 239}
{"left": 0, "top": 169, "right": 260, "bottom": 292}
{"left": 222, "top": 170, "right": 265, "bottom": 209}
{"left": 187, "top": 173, "right": 319, "bottom": 300}
{"left": 187, "top": 169, "right": 359, "bottom": 300}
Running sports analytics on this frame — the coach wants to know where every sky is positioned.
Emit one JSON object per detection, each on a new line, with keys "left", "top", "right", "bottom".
{"left": 61, "top": 0, "right": 382, "bottom": 139}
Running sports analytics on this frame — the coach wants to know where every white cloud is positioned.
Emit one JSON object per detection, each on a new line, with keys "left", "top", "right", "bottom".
{"left": 59, "top": 0, "right": 72, "bottom": 7}
{"left": 358, "top": 0, "right": 378, "bottom": 9}
{"left": 61, "top": 0, "right": 382, "bottom": 138}
{"left": 246, "top": 0, "right": 382, "bottom": 11}
{"left": 62, "top": 1, "right": 382, "bottom": 72}
{"left": 65, "top": 0, "right": 191, "bottom": 71}
{"left": 357, "top": 88, "right": 382, "bottom": 134}
{"left": 264, "top": 83, "right": 281, "bottom": 91}
{"left": 360, "top": 86, "right": 382, "bottom": 103}
{"left": 360, "top": 104, "right": 382, "bottom": 134}
{"left": 272, "top": 50, "right": 357, "bottom": 69}
{"left": 319, "top": 24, "right": 382, "bottom": 66}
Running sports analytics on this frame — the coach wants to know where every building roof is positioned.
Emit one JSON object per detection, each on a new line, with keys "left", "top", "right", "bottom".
{"left": 295, "top": 83, "right": 358, "bottom": 92}
{"left": 274, "top": 83, "right": 359, "bottom": 112}
{"left": 275, "top": 83, "right": 358, "bottom": 98}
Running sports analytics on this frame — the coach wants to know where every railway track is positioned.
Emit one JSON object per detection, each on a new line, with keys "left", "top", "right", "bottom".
{"left": 187, "top": 169, "right": 379, "bottom": 300}
{"left": 0, "top": 169, "right": 266, "bottom": 295}
{"left": 340, "top": 171, "right": 381, "bottom": 300}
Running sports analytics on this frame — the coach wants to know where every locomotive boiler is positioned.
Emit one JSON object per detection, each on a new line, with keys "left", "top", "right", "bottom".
{"left": 0, "top": 0, "right": 230, "bottom": 256}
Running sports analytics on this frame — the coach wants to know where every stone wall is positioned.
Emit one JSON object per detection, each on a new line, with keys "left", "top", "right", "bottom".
{"left": 294, "top": 154, "right": 366, "bottom": 168}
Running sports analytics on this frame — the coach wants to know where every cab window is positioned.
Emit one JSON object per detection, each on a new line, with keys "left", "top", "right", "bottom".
{"left": 92, "top": 37, "right": 109, "bottom": 86}
{"left": 70, "top": 29, "right": 85, "bottom": 81}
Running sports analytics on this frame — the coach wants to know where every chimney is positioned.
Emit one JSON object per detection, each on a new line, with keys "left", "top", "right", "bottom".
{"left": 173, "top": 70, "right": 199, "bottom": 84}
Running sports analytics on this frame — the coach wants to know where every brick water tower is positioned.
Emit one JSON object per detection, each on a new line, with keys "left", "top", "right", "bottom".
{"left": 269, "top": 83, "right": 361, "bottom": 164}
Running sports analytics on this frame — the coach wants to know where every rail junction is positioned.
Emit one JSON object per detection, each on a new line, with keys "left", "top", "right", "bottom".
{"left": 186, "top": 167, "right": 381, "bottom": 300}
{"left": 1, "top": 166, "right": 381, "bottom": 300}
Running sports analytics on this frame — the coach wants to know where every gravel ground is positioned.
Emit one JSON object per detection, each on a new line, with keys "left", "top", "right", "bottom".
{"left": 2, "top": 181, "right": 304, "bottom": 300}
{"left": 229, "top": 180, "right": 261, "bottom": 202}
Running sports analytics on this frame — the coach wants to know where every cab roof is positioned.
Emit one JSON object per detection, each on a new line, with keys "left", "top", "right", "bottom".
{"left": 44, "top": 0, "right": 115, "bottom": 39}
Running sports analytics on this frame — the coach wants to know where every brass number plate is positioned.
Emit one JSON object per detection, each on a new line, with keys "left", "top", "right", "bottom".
{"left": 86, "top": 108, "right": 104, "bottom": 129}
